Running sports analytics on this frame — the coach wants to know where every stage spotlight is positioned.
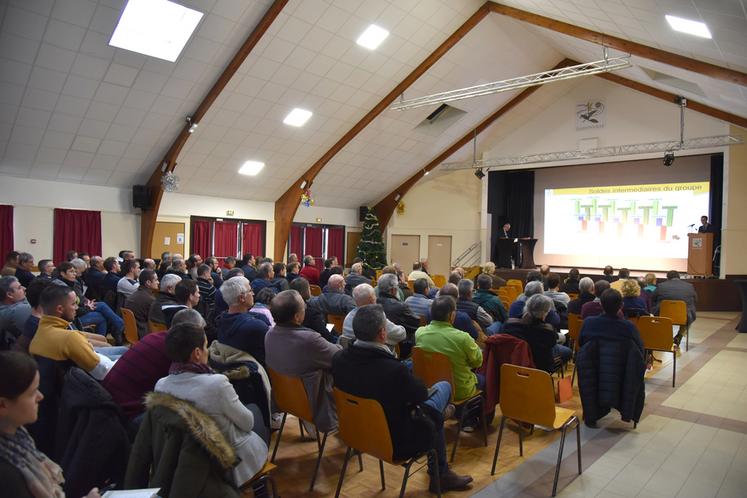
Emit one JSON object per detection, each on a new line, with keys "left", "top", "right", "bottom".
{"left": 663, "top": 151, "right": 675, "bottom": 167}
{"left": 474, "top": 167, "right": 485, "bottom": 179}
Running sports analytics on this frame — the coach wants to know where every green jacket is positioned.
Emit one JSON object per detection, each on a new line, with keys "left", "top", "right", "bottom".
{"left": 473, "top": 289, "right": 507, "bottom": 323}
{"left": 125, "top": 392, "right": 240, "bottom": 498}
{"left": 415, "top": 321, "right": 483, "bottom": 400}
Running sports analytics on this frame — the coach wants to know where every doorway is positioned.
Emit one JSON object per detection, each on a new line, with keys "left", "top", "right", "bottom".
{"left": 152, "top": 222, "right": 185, "bottom": 260}
{"left": 390, "top": 235, "right": 420, "bottom": 270}
{"left": 346, "top": 231, "right": 361, "bottom": 267}
{"left": 428, "top": 235, "right": 452, "bottom": 276}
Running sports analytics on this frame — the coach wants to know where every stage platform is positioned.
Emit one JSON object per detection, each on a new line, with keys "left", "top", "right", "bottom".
{"left": 495, "top": 268, "right": 741, "bottom": 312}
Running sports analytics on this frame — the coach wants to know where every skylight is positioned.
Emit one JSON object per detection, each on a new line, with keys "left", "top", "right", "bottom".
{"left": 665, "top": 15, "right": 712, "bottom": 39}
{"left": 238, "top": 161, "right": 265, "bottom": 176}
{"left": 109, "top": 0, "right": 203, "bottom": 62}
{"left": 283, "top": 108, "right": 313, "bottom": 127}
{"left": 356, "top": 24, "right": 389, "bottom": 50}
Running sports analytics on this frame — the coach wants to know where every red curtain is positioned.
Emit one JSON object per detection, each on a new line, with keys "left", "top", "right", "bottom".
{"left": 289, "top": 224, "right": 303, "bottom": 260}
{"left": 327, "top": 227, "right": 344, "bottom": 263}
{"left": 305, "top": 226, "right": 323, "bottom": 268}
{"left": 53, "top": 208, "right": 101, "bottom": 264}
{"left": 213, "top": 221, "right": 238, "bottom": 259}
{"left": 0, "top": 205, "right": 13, "bottom": 260}
{"left": 242, "top": 222, "right": 264, "bottom": 258}
{"left": 190, "top": 219, "right": 211, "bottom": 258}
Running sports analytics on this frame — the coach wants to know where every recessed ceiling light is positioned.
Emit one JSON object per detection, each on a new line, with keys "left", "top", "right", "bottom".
{"left": 283, "top": 108, "right": 313, "bottom": 127}
{"left": 238, "top": 160, "right": 265, "bottom": 176}
{"left": 109, "top": 0, "right": 203, "bottom": 62}
{"left": 665, "top": 15, "right": 711, "bottom": 39}
{"left": 356, "top": 24, "right": 389, "bottom": 50}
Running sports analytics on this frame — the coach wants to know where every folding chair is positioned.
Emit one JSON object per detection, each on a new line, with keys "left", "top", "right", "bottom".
{"left": 506, "top": 279, "right": 524, "bottom": 293}
{"left": 309, "top": 284, "right": 322, "bottom": 296}
{"left": 240, "top": 461, "right": 278, "bottom": 498}
{"left": 148, "top": 320, "right": 168, "bottom": 332}
{"left": 638, "top": 316, "right": 677, "bottom": 387}
{"left": 327, "top": 314, "right": 345, "bottom": 336}
{"left": 568, "top": 313, "right": 583, "bottom": 386}
{"left": 120, "top": 307, "right": 139, "bottom": 345}
{"left": 332, "top": 388, "right": 440, "bottom": 498}
{"left": 658, "top": 300, "right": 690, "bottom": 351}
{"left": 491, "top": 364, "right": 581, "bottom": 496}
{"left": 432, "top": 274, "right": 447, "bottom": 288}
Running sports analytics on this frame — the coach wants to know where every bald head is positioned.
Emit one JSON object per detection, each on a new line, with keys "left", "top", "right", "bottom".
{"left": 352, "top": 283, "right": 376, "bottom": 306}
{"left": 328, "top": 274, "right": 345, "bottom": 291}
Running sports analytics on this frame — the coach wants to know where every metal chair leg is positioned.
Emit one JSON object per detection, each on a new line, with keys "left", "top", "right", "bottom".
{"left": 518, "top": 421, "right": 524, "bottom": 456}
{"left": 491, "top": 416, "right": 506, "bottom": 475}
{"left": 672, "top": 350, "right": 677, "bottom": 387}
{"left": 298, "top": 417, "right": 305, "bottom": 438}
{"left": 334, "top": 446, "right": 353, "bottom": 498}
{"left": 552, "top": 426, "right": 568, "bottom": 497}
{"left": 450, "top": 403, "right": 467, "bottom": 462}
{"left": 571, "top": 364, "right": 577, "bottom": 387}
{"left": 575, "top": 418, "right": 582, "bottom": 474}
{"left": 379, "top": 459, "right": 385, "bottom": 490}
{"left": 399, "top": 460, "right": 412, "bottom": 498}
{"left": 309, "top": 431, "right": 328, "bottom": 491}
{"left": 270, "top": 412, "right": 287, "bottom": 462}
{"left": 481, "top": 399, "right": 489, "bottom": 447}
{"left": 357, "top": 451, "right": 363, "bottom": 472}
{"left": 685, "top": 324, "right": 689, "bottom": 351}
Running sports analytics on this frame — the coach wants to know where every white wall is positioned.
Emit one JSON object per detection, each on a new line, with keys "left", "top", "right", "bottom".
{"left": 1, "top": 176, "right": 140, "bottom": 258}
{"left": 386, "top": 169, "right": 482, "bottom": 266}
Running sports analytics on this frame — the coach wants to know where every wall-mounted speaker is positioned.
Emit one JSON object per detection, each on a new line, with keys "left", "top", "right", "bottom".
{"left": 132, "top": 185, "right": 152, "bottom": 209}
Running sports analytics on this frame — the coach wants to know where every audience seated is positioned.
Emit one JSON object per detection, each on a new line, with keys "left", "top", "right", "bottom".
{"left": 152, "top": 322, "right": 269, "bottom": 486}
{"left": 264, "top": 290, "right": 342, "bottom": 432}
{"left": 652, "top": 270, "right": 697, "bottom": 347}
{"left": 186, "top": 254, "right": 202, "bottom": 281}
{"left": 163, "top": 280, "right": 200, "bottom": 327}
{"left": 310, "top": 274, "right": 356, "bottom": 318}
{"left": 156, "top": 252, "right": 171, "bottom": 279}
{"left": 36, "top": 259, "right": 55, "bottom": 280}
{"left": 195, "top": 264, "right": 217, "bottom": 318}
{"left": 288, "top": 277, "right": 334, "bottom": 342}
{"left": 482, "top": 261, "right": 506, "bottom": 289}
{"left": 508, "top": 281, "right": 561, "bottom": 328}
{"left": 214, "top": 268, "right": 245, "bottom": 316}
{"left": 473, "top": 273, "right": 507, "bottom": 325}
{"left": 642, "top": 273, "right": 657, "bottom": 293}
{"left": 318, "top": 257, "right": 335, "bottom": 289}
{"left": 343, "top": 283, "right": 406, "bottom": 349}
{"left": 250, "top": 288, "right": 276, "bottom": 328}
{"left": 215, "top": 277, "right": 270, "bottom": 366}
{"left": 332, "top": 305, "right": 473, "bottom": 492}
{"left": 621, "top": 279, "right": 648, "bottom": 317}
{"left": 1, "top": 251, "right": 19, "bottom": 277}
{"left": 376, "top": 274, "right": 419, "bottom": 354}
{"left": 456, "top": 279, "right": 493, "bottom": 331}
{"left": 285, "top": 262, "right": 300, "bottom": 283}
{"left": 610, "top": 268, "right": 632, "bottom": 292}
{"left": 222, "top": 256, "right": 237, "bottom": 280}
{"left": 270, "top": 262, "right": 290, "bottom": 292}
{"left": 544, "top": 273, "right": 571, "bottom": 306}
{"left": 102, "top": 257, "right": 122, "bottom": 294}
{"left": 83, "top": 256, "right": 106, "bottom": 300}
{"left": 148, "top": 273, "right": 181, "bottom": 327}
{"left": 299, "top": 255, "right": 320, "bottom": 285}
{"left": 601, "top": 265, "right": 616, "bottom": 282}
{"left": 0, "top": 351, "right": 102, "bottom": 498}
{"left": 404, "top": 278, "right": 433, "bottom": 319}
{"left": 344, "top": 262, "right": 371, "bottom": 295}
{"left": 250, "top": 262, "right": 279, "bottom": 295}
{"left": 204, "top": 257, "right": 223, "bottom": 288}
{"left": 12, "top": 278, "right": 51, "bottom": 353}
{"left": 240, "top": 253, "right": 258, "bottom": 281}
{"left": 581, "top": 279, "right": 623, "bottom": 319}
{"left": 567, "top": 277, "right": 596, "bottom": 315}
{"left": 166, "top": 257, "right": 190, "bottom": 280}
{"left": 407, "top": 261, "right": 435, "bottom": 288}
{"left": 0, "top": 276, "right": 31, "bottom": 347}
{"left": 501, "top": 294, "right": 571, "bottom": 373}
{"left": 435, "top": 284, "right": 479, "bottom": 339}
{"left": 560, "top": 268, "right": 581, "bottom": 294}
{"left": 14, "top": 253, "right": 35, "bottom": 288}
{"left": 124, "top": 269, "right": 158, "bottom": 339}
{"left": 116, "top": 259, "right": 140, "bottom": 297}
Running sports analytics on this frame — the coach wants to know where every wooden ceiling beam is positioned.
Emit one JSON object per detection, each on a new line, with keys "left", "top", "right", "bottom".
{"left": 139, "top": 0, "right": 288, "bottom": 257}
{"left": 271, "top": 2, "right": 493, "bottom": 261}
{"left": 487, "top": 2, "right": 747, "bottom": 88}
{"left": 372, "top": 59, "right": 575, "bottom": 231}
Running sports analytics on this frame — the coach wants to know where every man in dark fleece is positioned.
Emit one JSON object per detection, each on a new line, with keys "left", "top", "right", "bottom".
{"left": 214, "top": 276, "right": 269, "bottom": 365}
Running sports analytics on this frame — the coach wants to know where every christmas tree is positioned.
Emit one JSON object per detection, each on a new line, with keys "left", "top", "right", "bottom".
{"left": 356, "top": 209, "right": 387, "bottom": 269}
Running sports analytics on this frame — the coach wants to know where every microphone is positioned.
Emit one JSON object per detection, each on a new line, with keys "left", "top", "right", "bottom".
{"left": 687, "top": 224, "right": 695, "bottom": 227}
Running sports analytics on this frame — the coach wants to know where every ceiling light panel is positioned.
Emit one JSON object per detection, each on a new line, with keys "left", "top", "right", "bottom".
{"left": 356, "top": 24, "right": 390, "bottom": 50}
{"left": 238, "top": 160, "right": 265, "bottom": 176}
{"left": 665, "top": 15, "right": 712, "bottom": 39}
{"left": 283, "top": 108, "right": 313, "bottom": 127}
{"left": 109, "top": 0, "right": 204, "bottom": 62}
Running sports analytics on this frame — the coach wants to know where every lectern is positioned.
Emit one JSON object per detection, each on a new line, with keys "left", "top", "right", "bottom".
{"left": 687, "top": 233, "right": 713, "bottom": 276}
{"left": 518, "top": 238, "right": 537, "bottom": 269}
{"left": 495, "top": 238, "right": 515, "bottom": 269}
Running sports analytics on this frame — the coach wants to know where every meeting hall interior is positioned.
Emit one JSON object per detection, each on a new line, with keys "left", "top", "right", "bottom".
{"left": 1, "top": 0, "right": 747, "bottom": 497}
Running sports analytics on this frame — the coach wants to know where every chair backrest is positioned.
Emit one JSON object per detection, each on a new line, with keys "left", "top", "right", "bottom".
{"left": 120, "top": 307, "right": 139, "bottom": 344}
{"left": 411, "top": 348, "right": 455, "bottom": 401}
{"left": 149, "top": 320, "right": 168, "bottom": 332}
{"left": 472, "top": 319, "right": 488, "bottom": 349}
{"left": 499, "top": 364, "right": 557, "bottom": 427}
{"left": 432, "top": 274, "right": 446, "bottom": 288}
{"left": 506, "top": 279, "right": 524, "bottom": 292}
{"left": 567, "top": 293, "right": 579, "bottom": 301}
{"left": 658, "top": 300, "right": 687, "bottom": 325}
{"left": 328, "top": 314, "right": 345, "bottom": 335}
{"left": 309, "top": 284, "right": 322, "bottom": 296}
{"left": 567, "top": 313, "right": 583, "bottom": 351}
{"left": 406, "top": 280, "right": 415, "bottom": 291}
{"left": 333, "top": 388, "right": 394, "bottom": 463}
{"left": 637, "top": 316, "right": 674, "bottom": 351}
{"left": 267, "top": 367, "right": 314, "bottom": 422}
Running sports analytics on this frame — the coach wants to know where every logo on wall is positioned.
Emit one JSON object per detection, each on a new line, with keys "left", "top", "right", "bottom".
{"left": 576, "top": 100, "right": 605, "bottom": 130}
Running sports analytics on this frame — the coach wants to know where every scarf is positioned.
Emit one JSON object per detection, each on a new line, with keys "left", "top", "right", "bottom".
{"left": 168, "top": 361, "right": 213, "bottom": 376}
{"left": 0, "top": 427, "right": 65, "bottom": 498}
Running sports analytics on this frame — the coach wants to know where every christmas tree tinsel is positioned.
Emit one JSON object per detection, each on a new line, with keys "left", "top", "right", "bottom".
{"left": 356, "top": 209, "right": 386, "bottom": 270}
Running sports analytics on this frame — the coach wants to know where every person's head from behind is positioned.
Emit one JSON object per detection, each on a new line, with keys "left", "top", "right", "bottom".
{"left": 270, "top": 290, "right": 305, "bottom": 326}
{"left": 171, "top": 258, "right": 186, "bottom": 272}
{"left": 257, "top": 262, "right": 274, "bottom": 280}
{"left": 226, "top": 268, "right": 244, "bottom": 280}
{"left": 4, "top": 250, "right": 19, "bottom": 267}
{"left": 165, "top": 323, "right": 208, "bottom": 365}
{"left": 352, "top": 283, "right": 376, "bottom": 306}
{"left": 601, "top": 289, "right": 623, "bottom": 315}
{"left": 378, "top": 273, "right": 399, "bottom": 297}
{"left": 431, "top": 295, "right": 456, "bottom": 323}
{"left": 160, "top": 273, "right": 181, "bottom": 295}
{"left": 41, "top": 285, "right": 78, "bottom": 321}
{"left": 324, "top": 258, "right": 334, "bottom": 269}
{"left": 546, "top": 273, "right": 561, "bottom": 290}
{"left": 289, "top": 277, "right": 311, "bottom": 301}
{"left": 139, "top": 269, "right": 159, "bottom": 291}
{"left": 568, "top": 268, "right": 580, "bottom": 281}
{"left": 540, "top": 264, "right": 550, "bottom": 276}
{"left": 483, "top": 261, "right": 496, "bottom": 275}
{"left": 1, "top": 276, "right": 25, "bottom": 304}
{"left": 287, "top": 262, "right": 300, "bottom": 275}
{"left": 412, "top": 261, "right": 422, "bottom": 271}
{"left": 175, "top": 279, "right": 199, "bottom": 308}
{"left": 448, "top": 271, "right": 461, "bottom": 285}
{"left": 618, "top": 268, "right": 630, "bottom": 279}
{"left": 273, "top": 262, "right": 286, "bottom": 278}
{"left": 0, "top": 351, "right": 43, "bottom": 430}
{"left": 526, "top": 270, "right": 542, "bottom": 283}
{"left": 594, "top": 279, "right": 610, "bottom": 297}
{"left": 524, "top": 294, "right": 553, "bottom": 321}
{"left": 171, "top": 308, "right": 207, "bottom": 330}
{"left": 621, "top": 279, "right": 640, "bottom": 298}
{"left": 303, "top": 255, "right": 314, "bottom": 267}
{"left": 476, "top": 273, "right": 492, "bottom": 291}
{"left": 222, "top": 276, "right": 253, "bottom": 311}
{"left": 457, "top": 279, "right": 473, "bottom": 300}
{"left": 603, "top": 265, "right": 614, "bottom": 276}
{"left": 65, "top": 250, "right": 77, "bottom": 262}
{"left": 241, "top": 253, "right": 254, "bottom": 267}
{"left": 224, "top": 256, "right": 236, "bottom": 269}
{"left": 197, "top": 264, "right": 212, "bottom": 281}
{"left": 524, "top": 280, "right": 544, "bottom": 297}
{"left": 327, "top": 274, "right": 344, "bottom": 292}
{"left": 350, "top": 262, "right": 363, "bottom": 275}
{"left": 26, "top": 278, "right": 51, "bottom": 310}
{"left": 413, "top": 278, "right": 429, "bottom": 296}
{"left": 352, "top": 304, "right": 387, "bottom": 343}
{"left": 439, "top": 283, "right": 458, "bottom": 300}
{"left": 255, "top": 287, "right": 276, "bottom": 306}
{"left": 666, "top": 270, "right": 680, "bottom": 280}
{"left": 578, "top": 277, "right": 594, "bottom": 295}
{"left": 644, "top": 273, "right": 656, "bottom": 286}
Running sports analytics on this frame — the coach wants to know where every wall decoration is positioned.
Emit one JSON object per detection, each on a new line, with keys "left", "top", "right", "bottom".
{"left": 576, "top": 100, "right": 605, "bottom": 129}
{"left": 396, "top": 201, "right": 406, "bottom": 215}
{"left": 300, "top": 188, "right": 315, "bottom": 207}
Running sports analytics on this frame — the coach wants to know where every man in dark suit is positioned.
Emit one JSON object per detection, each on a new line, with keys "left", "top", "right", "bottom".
{"left": 698, "top": 215, "right": 713, "bottom": 233}
{"left": 498, "top": 222, "right": 511, "bottom": 238}
{"left": 331, "top": 304, "right": 472, "bottom": 493}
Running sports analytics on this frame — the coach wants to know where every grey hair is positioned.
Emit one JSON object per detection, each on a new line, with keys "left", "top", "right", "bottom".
{"left": 350, "top": 262, "right": 363, "bottom": 275}
{"left": 579, "top": 277, "right": 594, "bottom": 294}
{"left": 524, "top": 280, "right": 544, "bottom": 297}
{"left": 0, "top": 276, "right": 19, "bottom": 297}
{"left": 457, "top": 278, "right": 473, "bottom": 298}
{"left": 377, "top": 273, "right": 399, "bottom": 295}
{"left": 19, "top": 252, "right": 33, "bottom": 264}
{"left": 524, "top": 294, "right": 553, "bottom": 319}
{"left": 70, "top": 258, "right": 87, "bottom": 272}
{"left": 352, "top": 283, "right": 376, "bottom": 305}
{"left": 221, "top": 276, "right": 250, "bottom": 307}
{"left": 171, "top": 308, "right": 206, "bottom": 329}
{"left": 160, "top": 273, "right": 182, "bottom": 292}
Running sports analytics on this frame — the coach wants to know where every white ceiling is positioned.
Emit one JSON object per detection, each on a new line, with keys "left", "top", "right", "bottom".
{"left": 0, "top": 0, "right": 745, "bottom": 210}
